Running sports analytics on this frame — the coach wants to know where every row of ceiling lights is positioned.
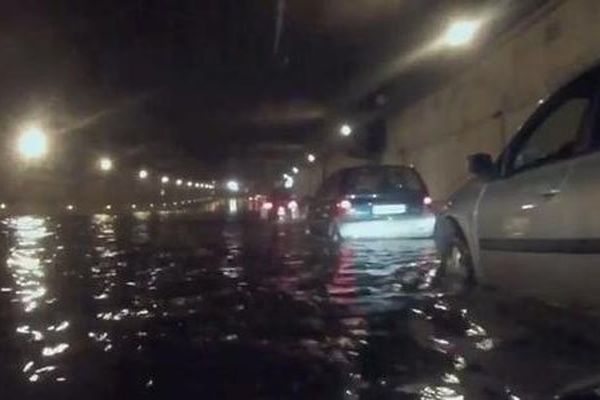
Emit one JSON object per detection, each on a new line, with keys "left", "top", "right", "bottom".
{"left": 16, "top": 128, "right": 216, "bottom": 190}
{"left": 94, "top": 199, "right": 207, "bottom": 213}
{"left": 98, "top": 157, "right": 216, "bottom": 189}
{"left": 281, "top": 123, "right": 352, "bottom": 187}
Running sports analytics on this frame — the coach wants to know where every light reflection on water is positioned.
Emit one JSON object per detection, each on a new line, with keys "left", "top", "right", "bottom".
{"left": 6, "top": 216, "right": 68, "bottom": 384}
{"left": 0, "top": 215, "right": 599, "bottom": 399}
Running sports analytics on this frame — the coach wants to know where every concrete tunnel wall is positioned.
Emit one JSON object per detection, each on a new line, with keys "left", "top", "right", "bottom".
{"left": 382, "top": 0, "right": 600, "bottom": 200}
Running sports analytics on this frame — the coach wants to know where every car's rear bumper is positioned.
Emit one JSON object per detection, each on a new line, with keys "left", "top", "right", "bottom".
{"left": 338, "top": 214, "right": 436, "bottom": 240}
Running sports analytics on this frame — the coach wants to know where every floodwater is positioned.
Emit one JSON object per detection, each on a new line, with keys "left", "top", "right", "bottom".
{"left": 1, "top": 211, "right": 600, "bottom": 399}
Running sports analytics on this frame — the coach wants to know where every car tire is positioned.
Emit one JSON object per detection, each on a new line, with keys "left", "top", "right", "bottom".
{"left": 436, "top": 223, "right": 475, "bottom": 292}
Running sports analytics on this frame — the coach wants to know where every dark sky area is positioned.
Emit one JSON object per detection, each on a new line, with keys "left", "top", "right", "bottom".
{"left": 0, "top": 0, "right": 547, "bottom": 176}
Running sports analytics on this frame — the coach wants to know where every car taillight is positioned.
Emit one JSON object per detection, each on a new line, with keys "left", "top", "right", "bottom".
{"left": 262, "top": 202, "right": 273, "bottom": 210}
{"left": 287, "top": 200, "right": 298, "bottom": 210}
{"left": 336, "top": 199, "right": 353, "bottom": 215}
{"left": 423, "top": 196, "right": 434, "bottom": 212}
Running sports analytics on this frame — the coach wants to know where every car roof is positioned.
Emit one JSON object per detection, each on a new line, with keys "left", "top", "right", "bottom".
{"left": 336, "top": 165, "right": 417, "bottom": 175}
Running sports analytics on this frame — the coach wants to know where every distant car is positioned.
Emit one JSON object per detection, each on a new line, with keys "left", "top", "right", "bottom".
{"left": 260, "top": 189, "right": 300, "bottom": 221}
{"left": 307, "top": 165, "right": 435, "bottom": 241}
{"left": 435, "top": 65, "right": 600, "bottom": 298}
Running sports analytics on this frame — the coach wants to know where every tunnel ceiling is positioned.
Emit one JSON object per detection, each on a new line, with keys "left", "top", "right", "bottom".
{"left": 0, "top": 0, "right": 549, "bottom": 171}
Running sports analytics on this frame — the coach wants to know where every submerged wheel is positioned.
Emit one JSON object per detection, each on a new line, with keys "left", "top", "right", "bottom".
{"left": 436, "top": 222, "right": 475, "bottom": 291}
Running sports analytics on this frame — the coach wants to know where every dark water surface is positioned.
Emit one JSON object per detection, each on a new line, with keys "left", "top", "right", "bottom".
{"left": 1, "top": 212, "right": 600, "bottom": 399}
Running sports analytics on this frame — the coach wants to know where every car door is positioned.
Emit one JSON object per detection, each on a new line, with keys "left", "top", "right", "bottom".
{"left": 544, "top": 73, "right": 600, "bottom": 305}
{"left": 477, "top": 71, "right": 598, "bottom": 301}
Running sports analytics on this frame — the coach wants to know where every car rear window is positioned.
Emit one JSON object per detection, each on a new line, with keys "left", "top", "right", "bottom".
{"left": 344, "top": 167, "right": 425, "bottom": 194}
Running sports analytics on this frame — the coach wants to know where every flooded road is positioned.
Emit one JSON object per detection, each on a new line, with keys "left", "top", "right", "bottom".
{"left": 1, "top": 211, "right": 600, "bottom": 399}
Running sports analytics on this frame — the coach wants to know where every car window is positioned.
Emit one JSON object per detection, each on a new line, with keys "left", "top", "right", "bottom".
{"left": 510, "top": 97, "right": 591, "bottom": 173}
{"left": 505, "top": 78, "right": 595, "bottom": 174}
{"left": 347, "top": 169, "right": 382, "bottom": 193}
{"left": 387, "top": 168, "right": 425, "bottom": 192}
{"left": 344, "top": 167, "right": 425, "bottom": 193}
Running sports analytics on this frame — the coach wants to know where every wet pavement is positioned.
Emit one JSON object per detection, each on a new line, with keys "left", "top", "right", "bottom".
{"left": 1, "top": 211, "right": 600, "bottom": 399}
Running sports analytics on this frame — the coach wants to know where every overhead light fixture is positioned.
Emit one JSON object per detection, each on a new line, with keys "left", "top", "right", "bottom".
{"left": 99, "top": 157, "right": 113, "bottom": 172}
{"left": 340, "top": 124, "right": 352, "bottom": 137}
{"left": 17, "top": 126, "right": 48, "bottom": 160}
{"left": 284, "top": 175, "right": 294, "bottom": 189}
{"left": 226, "top": 180, "right": 240, "bottom": 192}
{"left": 138, "top": 169, "right": 148, "bottom": 179}
{"left": 443, "top": 20, "right": 480, "bottom": 47}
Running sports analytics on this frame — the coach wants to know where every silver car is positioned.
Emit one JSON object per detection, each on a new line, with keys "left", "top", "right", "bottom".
{"left": 435, "top": 65, "right": 600, "bottom": 304}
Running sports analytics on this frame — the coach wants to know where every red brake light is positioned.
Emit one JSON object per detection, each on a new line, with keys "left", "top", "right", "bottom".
{"left": 262, "top": 202, "right": 273, "bottom": 210}
{"left": 287, "top": 200, "right": 298, "bottom": 210}
{"left": 336, "top": 199, "right": 353, "bottom": 215}
{"left": 423, "top": 196, "right": 432, "bottom": 206}
{"left": 338, "top": 200, "right": 352, "bottom": 210}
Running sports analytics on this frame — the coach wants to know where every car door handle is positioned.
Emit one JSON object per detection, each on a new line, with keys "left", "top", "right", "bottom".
{"left": 540, "top": 188, "right": 561, "bottom": 198}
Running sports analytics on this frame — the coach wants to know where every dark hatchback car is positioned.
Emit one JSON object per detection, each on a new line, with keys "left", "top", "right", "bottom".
{"left": 307, "top": 165, "right": 435, "bottom": 241}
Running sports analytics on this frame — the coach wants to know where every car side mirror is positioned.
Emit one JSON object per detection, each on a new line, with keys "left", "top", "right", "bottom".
{"left": 468, "top": 153, "right": 496, "bottom": 179}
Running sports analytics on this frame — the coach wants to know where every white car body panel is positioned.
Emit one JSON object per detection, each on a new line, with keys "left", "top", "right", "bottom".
{"left": 437, "top": 65, "right": 600, "bottom": 307}
{"left": 440, "top": 147, "right": 600, "bottom": 306}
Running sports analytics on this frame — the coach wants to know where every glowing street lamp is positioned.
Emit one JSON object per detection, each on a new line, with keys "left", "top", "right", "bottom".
{"left": 176, "top": 179, "right": 183, "bottom": 186}
{"left": 99, "top": 157, "right": 113, "bottom": 172}
{"left": 226, "top": 180, "right": 240, "bottom": 192}
{"left": 292, "top": 167, "right": 299, "bottom": 174}
{"left": 340, "top": 124, "right": 352, "bottom": 137}
{"left": 194, "top": 182, "right": 200, "bottom": 188}
{"left": 307, "top": 153, "right": 316, "bottom": 163}
{"left": 284, "top": 175, "right": 294, "bottom": 189}
{"left": 443, "top": 20, "right": 480, "bottom": 47}
{"left": 17, "top": 126, "right": 48, "bottom": 160}
{"left": 138, "top": 169, "right": 149, "bottom": 179}
{"left": 161, "top": 176, "right": 170, "bottom": 184}
{"left": 187, "top": 181, "right": 193, "bottom": 187}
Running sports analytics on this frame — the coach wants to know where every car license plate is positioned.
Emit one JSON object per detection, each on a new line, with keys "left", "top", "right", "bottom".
{"left": 372, "top": 204, "right": 406, "bottom": 215}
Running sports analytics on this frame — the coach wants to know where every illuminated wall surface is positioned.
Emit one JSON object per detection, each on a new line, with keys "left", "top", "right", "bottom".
{"left": 383, "top": 0, "right": 600, "bottom": 199}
